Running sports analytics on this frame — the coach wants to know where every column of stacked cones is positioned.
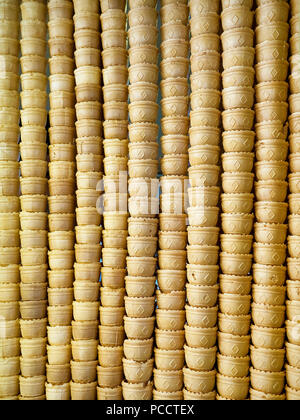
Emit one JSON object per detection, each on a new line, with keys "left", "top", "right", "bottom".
{"left": 123, "top": 0, "right": 159, "bottom": 402}
{"left": 154, "top": 0, "right": 189, "bottom": 402}
{"left": 19, "top": 0, "right": 48, "bottom": 401}
{"left": 0, "top": 0, "right": 20, "bottom": 401}
{"left": 184, "top": 0, "right": 221, "bottom": 400}
{"left": 46, "top": 0, "right": 75, "bottom": 401}
{"left": 71, "top": 0, "right": 103, "bottom": 401}
{"left": 250, "top": 0, "right": 290, "bottom": 401}
{"left": 218, "top": 0, "right": 255, "bottom": 401}
{"left": 286, "top": 0, "right": 300, "bottom": 401}
{"left": 98, "top": 0, "right": 127, "bottom": 401}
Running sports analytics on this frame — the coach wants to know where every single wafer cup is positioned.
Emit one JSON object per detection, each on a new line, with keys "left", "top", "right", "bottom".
{"left": 128, "top": 7, "right": 157, "bottom": 27}
{"left": 20, "top": 19, "right": 46, "bottom": 39}
{"left": 70, "top": 382, "right": 96, "bottom": 401}
{"left": 101, "top": 47, "right": 127, "bottom": 68}
{"left": 160, "top": 57, "right": 189, "bottom": 79}
{"left": 157, "top": 270, "right": 186, "bottom": 293}
{"left": 256, "top": 81, "right": 288, "bottom": 103}
{"left": 220, "top": 252, "right": 252, "bottom": 276}
{"left": 187, "top": 245, "right": 219, "bottom": 266}
{"left": 101, "top": 9, "right": 126, "bottom": 30}
{"left": 123, "top": 358, "right": 153, "bottom": 385}
{"left": 97, "top": 386, "right": 122, "bottom": 401}
{"left": 0, "top": 55, "right": 19, "bottom": 74}
{"left": 222, "top": 7, "right": 254, "bottom": 31}
{"left": 217, "top": 374, "right": 249, "bottom": 400}
{"left": 222, "top": 172, "right": 254, "bottom": 194}
{"left": 217, "top": 354, "right": 250, "bottom": 378}
{"left": 71, "top": 339, "right": 98, "bottom": 363}
{"left": 49, "top": 0, "right": 73, "bottom": 19}
{"left": 156, "top": 290, "right": 185, "bottom": 311}
{"left": 0, "top": 376, "right": 19, "bottom": 398}
{"left": 161, "top": 22, "right": 188, "bottom": 42}
{"left": 287, "top": 280, "right": 300, "bottom": 302}
{"left": 255, "top": 161, "right": 288, "bottom": 181}
{"left": 70, "top": 360, "right": 97, "bottom": 384}
{"left": 251, "top": 325, "right": 285, "bottom": 350}
{"left": 75, "top": 84, "right": 101, "bottom": 103}
{"left": 256, "top": 140, "right": 288, "bottom": 162}
{"left": 250, "top": 368, "right": 285, "bottom": 395}
{"left": 160, "top": 2, "right": 188, "bottom": 24}
{"left": 125, "top": 296, "right": 155, "bottom": 318}
{"left": 124, "top": 338, "right": 153, "bottom": 363}
{"left": 128, "top": 25, "right": 158, "bottom": 48}
{"left": 48, "top": 37, "right": 74, "bottom": 58}
{"left": 255, "top": 201, "right": 288, "bottom": 225}
{"left": 222, "top": 46, "right": 254, "bottom": 69}
{"left": 218, "top": 313, "right": 251, "bottom": 336}
{"left": 286, "top": 300, "right": 300, "bottom": 322}
{"left": 186, "top": 305, "right": 218, "bottom": 329}
{"left": 153, "top": 369, "right": 183, "bottom": 393}
{"left": 72, "top": 321, "right": 98, "bottom": 342}
{"left": 255, "top": 179, "right": 288, "bottom": 202}
{"left": 185, "top": 345, "right": 217, "bottom": 372}
{"left": 183, "top": 368, "right": 216, "bottom": 394}
{"left": 125, "top": 276, "right": 155, "bottom": 298}
{"left": 160, "top": 39, "right": 188, "bottom": 61}
{"left": 255, "top": 223, "right": 287, "bottom": 245}
{"left": 221, "top": 192, "right": 253, "bottom": 214}
{"left": 253, "top": 263, "right": 286, "bottom": 287}
{"left": 161, "top": 96, "right": 189, "bottom": 117}
{"left": 250, "top": 345, "right": 285, "bottom": 373}
{"left": 124, "top": 316, "right": 155, "bottom": 340}
{"left": 222, "top": 152, "right": 254, "bottom": 173}
{"left": 255, "top": 101, "right": 288, "bottom": 124}
{"left": 255, "top": 22, "right": 289, "bottom": 43}
{"left": 19, "top": 376, "right": 46, "bottom": 399}
{"left": 221, "top": 27, "right": 253, "bottom": 50}
{"left": 49, "top": 56, "right": 74, "bottom": 75}
{"left": 219, "top": 293, "right": 251, "bottom": 316}
{"left": 122, "top": 381, "right": 152, "bottom": 401}
{"left": 155, "top": 329, "right": 185, "bottom": 352}
{"left": 0, "top": 73, "right": 19, "bottom": 91}
{"left": 222, "top": 86, "right": 254, "bottom": 110}
{"left": 74, "top": 29, "right": 100, "bottom": 50}
{"left": 156, "top": 309, "right": 185, "bottom": 330}
{"left": 256, "top": 40, "right": 288, "bottom": 63}
{"left": 219, "top": 275, "right": 251, "bottom": 296}
{"left": 129, "top": 45, "right": 158, "bottom": 65}
{"left": 190, "top": 90, "right": 221, "bottom": 111}
{"left": 218, "top": 332, "right": 250, "bottom": 358}
{"left": 129, "top": 82, "right": 157, "bottom": 103}
{"left": 102, "top": 30, "right": 126, "bottom": 50}
{"left": 252, "top": 303, "right": 285, "bottom": 328}
{"left": 256, "top": 1, "right": 289, "bottom": 25}
{"left": 129, "top": 64, "right": 158, "bottom": 85}
{"left": 222, "top": 109, "right": 254, "bottom": 131}
{"left": 191, "top": 70, "right": 220, "bottom": 91}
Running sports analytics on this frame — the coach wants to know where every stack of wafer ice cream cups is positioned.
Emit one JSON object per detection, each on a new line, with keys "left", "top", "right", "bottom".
{"left": 71, "top": 0, "right": 103, "bottom": 401}
{"left": 46, "top": 0, "right": 75, "bottom": 401}
{"left": 0, "top": 0, "right": 20, "bottom": 401}
{"left": 218, "top": 0, "right": 255, "bottom": 401}
{"left": 153, "top": 0, "right": 189, "bottom": 402}
{"left": 19, "top": 0, "right": 48, "bottom": 401}
{"left": 122, "top": 0, "right": 159, "bottom": 402}
{"left": 250, "top": 0, "right": 289, "bottom": 401}
{"left": 285, "top": 0, "right": 300, "bottom": 402}
{"left": 184, "top": 0, "right": 221, "bottom": 401}
{"left": 98, "top": 0, "right": 127, "bottom": 401}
